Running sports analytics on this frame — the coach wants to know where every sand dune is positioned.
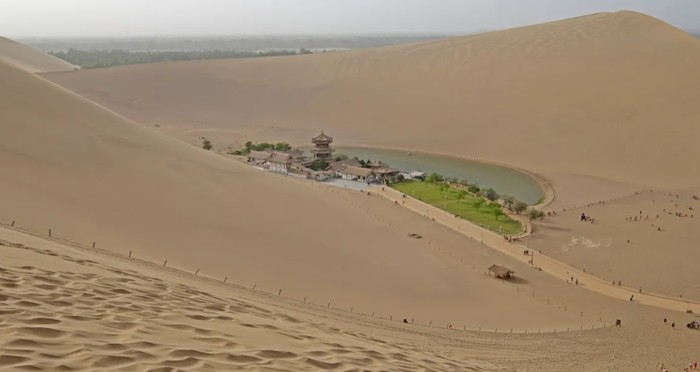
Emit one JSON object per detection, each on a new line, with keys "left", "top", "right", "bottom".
{"left": 4, "top": 10, "right": 700, "bottom": 370}
{"left": 0, "top": 228, "right": 500, "bottom": 371}
{"left": 46, "top": 11, "right": 700, "bottom": 195}
{"left": 0, "top": 55, "right": 596, "bottom": 330}
{"left": 0, "top": 36, "right": 77, "bottom": 73}
{"left": 3, "top": 220, "right": 700, "bottom": 371}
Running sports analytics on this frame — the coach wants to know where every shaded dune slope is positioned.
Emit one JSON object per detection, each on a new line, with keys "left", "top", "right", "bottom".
{"left": 46, "top": 11, "right": 700, "bottom": 188}
{"left": 0, "top": 36, "right": 77, "bottom": 73}
{"left": 1, "top": 58, "right": 588, "bottom": 327}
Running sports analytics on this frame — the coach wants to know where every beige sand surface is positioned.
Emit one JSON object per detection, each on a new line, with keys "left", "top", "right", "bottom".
{"left": 0, "top": 36, "right": 77, "bottom": 73}
{"left": 3, "top": 11, "right": 700, "bottom": 370}
{"left": 526, "top": 188, "right": 700, "bottom": 301}
{"left": 2, "top": 225, "right": 700, "bottom": 371}
{"left": 373, "top": 186, "right": 700, "bottom": 314}
{"left": 0, "top": 56, "right": 596, "bottom": 332}
{"left": 45, "top": 11, "right": 700, "bottom": 201}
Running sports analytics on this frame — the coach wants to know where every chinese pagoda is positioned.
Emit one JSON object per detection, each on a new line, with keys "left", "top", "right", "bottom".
{"left": 311, "top": 131, "right": 334, "bottom": 160}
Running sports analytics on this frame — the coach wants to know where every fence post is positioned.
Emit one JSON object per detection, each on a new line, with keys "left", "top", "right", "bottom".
{"left": 253, "top": 284, "right": 256, "bottom": 290}
{"left": 429, "top": 321, "right": 432, "bottom": 327}
{"left": 327, "top": 302, "right": 331, "bottom": 308}
{"left": 195, "top": 269, "right": 200, "bottom": 276}
{"left": 224, "top": 276, "right": 227, "bottom": 284}
{"left": 93, "top": 242, "right": 96, "bottom": 249}
{"left": 11, "top": 220, "right": 15, "bottom": 227}
{"left": 303, "top": 297, "right": 307, "bottom": 303}
{"left": 48, "top": 229, "right": 52, "bottom": 237}
{"left": 128, "top": 250, "right": 132, "bottom": 258}
{"left": 163, "top": 260, "right": 167, "bottom": 267}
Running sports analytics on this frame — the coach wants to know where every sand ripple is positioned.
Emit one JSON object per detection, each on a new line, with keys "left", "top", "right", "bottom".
{"left": 0, "top": 238, "right": 495, "bottom": 371}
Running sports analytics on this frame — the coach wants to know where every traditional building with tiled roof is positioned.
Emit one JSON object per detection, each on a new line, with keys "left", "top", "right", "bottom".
{"left": 311, "top": 131, "right": 334, "bottom": 160}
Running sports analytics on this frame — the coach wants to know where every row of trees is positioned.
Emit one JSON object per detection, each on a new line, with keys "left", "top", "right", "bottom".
{"left": 423, "top": 172, "right": 545, "bottom": 221}
{"left": 228, "top": 141, "right": 291, "bottom": 155}
{"left": 49, "top": 48, "right": 305, "bottom": 69}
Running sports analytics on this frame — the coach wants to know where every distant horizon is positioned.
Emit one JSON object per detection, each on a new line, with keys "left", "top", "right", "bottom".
{"left": 10, "top": 29, "right": 700, "bottom": 43}
{"left": 3, "top": 1, "right": 700, "bottom": 38}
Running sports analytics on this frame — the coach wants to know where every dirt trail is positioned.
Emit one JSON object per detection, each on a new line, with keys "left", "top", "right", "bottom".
{"left": 371, "top": 186, "right": 700, "bottom": 315}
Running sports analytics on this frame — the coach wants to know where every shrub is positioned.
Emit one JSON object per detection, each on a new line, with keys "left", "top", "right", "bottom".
{"left": 426, "top": 172, "right": 443, "bottom": 183}
{"left": 468, "top": 184, "right": 480, "bottom": 194}
{"left": 485, "top": 187, "right": 499, "bottom": 201}
{"left": 513, "top": 201, "right": 528, "bottom": 214}
{"left": 527, "top": 208, "right": 545, "bottom": 221}
{"left": 202, "top": 138, "right": 213, "bottom": 151}
{"left": 502, "top": 195, "right": 515, "bottom": 210}
{"left": 274, "top": 142, "right": 291, "bottom": 151}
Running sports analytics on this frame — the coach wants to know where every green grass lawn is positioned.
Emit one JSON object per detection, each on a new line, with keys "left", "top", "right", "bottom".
{"left": 392, "top": 180, "right": 522, "bottom": 235}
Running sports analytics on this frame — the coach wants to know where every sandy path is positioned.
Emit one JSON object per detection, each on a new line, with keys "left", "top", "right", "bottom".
{"left": 371, "top": 186, "right": 700, "bottom": 315}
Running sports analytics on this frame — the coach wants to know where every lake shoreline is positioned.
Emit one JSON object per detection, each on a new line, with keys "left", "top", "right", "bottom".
{"left": 331, "top": 142, "right": 555, "bottom": 207}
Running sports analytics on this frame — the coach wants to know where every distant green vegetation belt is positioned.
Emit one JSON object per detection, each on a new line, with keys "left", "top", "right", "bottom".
{"left": 49, "top": 48, "right": 311, "bottom": 69}
{"left": 392, "top": 180, "right": 522, "bottom": 235}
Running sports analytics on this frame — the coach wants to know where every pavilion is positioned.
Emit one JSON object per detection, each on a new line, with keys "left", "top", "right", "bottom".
{"left": 487, "top": 264, "right": 515, "bottom": 279}
{"left": 311, "top": 131, "right": 334, "bottom": 161}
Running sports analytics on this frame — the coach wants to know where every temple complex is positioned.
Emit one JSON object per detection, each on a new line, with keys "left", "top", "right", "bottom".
{"left": 311, "top": 131, "right": 334, "bottom": 160}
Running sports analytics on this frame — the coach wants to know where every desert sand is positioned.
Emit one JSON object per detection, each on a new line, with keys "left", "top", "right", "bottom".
{"left": 3, "top": 10, "right": 700, "bottom": 371}
{"left": 2, "top": 211, "right": 700, "bottom": 371}
{"left": 45, "top": 11, "right": 700, "bottom": 201}
{"left": 526, "top": 188, "right": 700, "bottom": 301}
{"left": 0, "top": 36, "right": 77, "bottom": 73}
{"left": 0, "top": 56, "right": 592, "bottom": 332}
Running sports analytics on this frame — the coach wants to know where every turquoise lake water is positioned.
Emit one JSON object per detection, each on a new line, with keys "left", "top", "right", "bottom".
{"left": 335, "top": 147, "right": 544, "bottom": 204}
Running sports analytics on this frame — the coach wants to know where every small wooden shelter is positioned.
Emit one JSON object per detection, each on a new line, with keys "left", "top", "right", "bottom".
{"left": 488, "top": 264, "right": 515, "bottom": 279}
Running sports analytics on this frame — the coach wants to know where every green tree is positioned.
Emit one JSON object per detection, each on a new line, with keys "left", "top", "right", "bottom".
{"left": 473, "top": 199, "right": 485, "bottom": 212}
{"left": 514, "top": 201, "right": 528, "bottom": 215}
{"left": 527, "top": 208, "right": 545, "bottom": 222}
{"left": 492, "top": 208, "right": 505, "bottom": 220}
{"left": 274, "top": 142, "right": 291, "bottom": 151}
{"left": 456, "top": 190, "right": 467, "bottom": 201}
{"left": 468, "top": 184, "right": 480, "bottom": 194}
{"left": 309, "top": 159, "right": 328, "bottom": 171}
{"left": 426, "top": 172, "right": 443, "bottom": 183}
{"left": 202, "top": 138, "right": 213, "bottom": 151}
{"left": 484, "top": 187, "right": 499, "bottom": 201}
{"left": 502, "top": 195, "right": 515, "bottom": 210}
{"left": 334, "top": 153, "right": 349, "bottom": 161}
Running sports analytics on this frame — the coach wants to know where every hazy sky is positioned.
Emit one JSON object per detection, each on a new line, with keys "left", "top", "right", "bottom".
{"left": 2, "top": 0, "right": 699, "bottom": 37}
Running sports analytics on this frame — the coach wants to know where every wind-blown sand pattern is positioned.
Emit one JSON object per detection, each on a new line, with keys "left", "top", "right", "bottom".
{"left": 0, "top": 56, "right": 601, "bottom": 331}
{"left": 2, "top": 225, "right": 700, "bottom": 371}
{"left": 0, "top": 230, "right": 498, "bottom": 371}
{"left": 3, "top": 9, "right": 700, "bottom": 371}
